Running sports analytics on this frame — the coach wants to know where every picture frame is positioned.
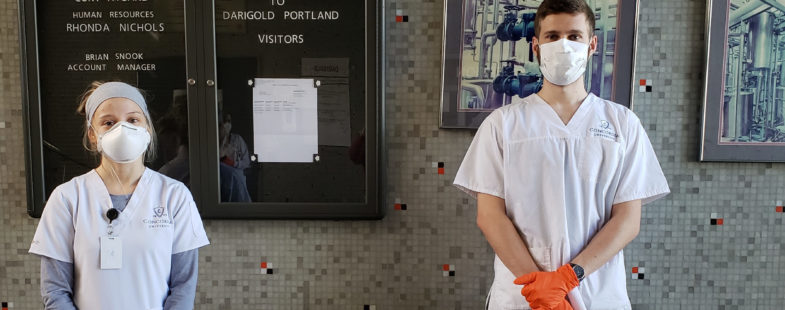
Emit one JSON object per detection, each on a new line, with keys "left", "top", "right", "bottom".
{"left": 700, "top": 0, "right": 785, "bottom": 162}
{"left": 439, "top": 0, "right": 639, "bottom": 129}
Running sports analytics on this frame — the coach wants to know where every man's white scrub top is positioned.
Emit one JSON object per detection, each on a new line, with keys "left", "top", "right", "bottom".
{"left": 454, "top": 93, "right": 670, "bottom": 310}
{"left": 30, "top": 168, "right": 210, "bottom": 310}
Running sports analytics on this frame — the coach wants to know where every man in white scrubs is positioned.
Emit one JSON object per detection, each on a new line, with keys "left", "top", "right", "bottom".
{"left": 454, "top": 1, "right": 670, "bottom": 309}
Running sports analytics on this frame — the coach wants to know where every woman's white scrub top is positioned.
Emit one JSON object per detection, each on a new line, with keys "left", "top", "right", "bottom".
{"left": 30, "top": 168, "right": 210, "bottom": 310}
{"left": 454, "top": 94, "right": 669, "bottom": 310}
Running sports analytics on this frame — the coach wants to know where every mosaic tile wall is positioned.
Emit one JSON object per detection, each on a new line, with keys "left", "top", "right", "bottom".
{"left": 1, "top": 0, "right": 784, "bottom": 309}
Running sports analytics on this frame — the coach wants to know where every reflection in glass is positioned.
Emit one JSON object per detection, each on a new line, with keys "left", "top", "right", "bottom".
{"left": 158, "top": 90, "right": 191, "bottom": 185}
{"left": 219, "top": 104, "right": 252, "bottom": 202}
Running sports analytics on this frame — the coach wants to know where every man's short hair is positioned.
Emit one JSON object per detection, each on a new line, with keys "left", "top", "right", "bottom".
{"left": 534, "top": 0, "right": 596, "bottom": 38}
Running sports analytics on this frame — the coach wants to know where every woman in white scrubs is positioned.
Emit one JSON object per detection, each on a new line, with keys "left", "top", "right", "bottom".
{"left": 29, "top": 81, "right": 210, "bottom": 310}
{"left": 454, "top": 1, "right": 670, "bottom": 309}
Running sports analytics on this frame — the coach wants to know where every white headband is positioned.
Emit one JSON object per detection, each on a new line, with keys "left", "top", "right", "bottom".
{"left": 85, "top": 82, "right": 150, "bottom": 126}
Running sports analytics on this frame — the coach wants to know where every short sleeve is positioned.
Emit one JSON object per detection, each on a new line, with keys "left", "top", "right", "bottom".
{"left": 453, "top": 111, "right": 505, "bottom": 199}
{"left": 172, "top": 185, "right": 210, "bottom": 254}
{"left": 613, "top": 113, "right": 670, "bottom": 205}
{"left": 29, "top": 186, "right": 76, "bottom": 263}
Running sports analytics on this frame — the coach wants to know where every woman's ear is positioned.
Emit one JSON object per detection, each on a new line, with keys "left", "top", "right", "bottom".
{"left": 87, "top": 125, "right": 97, "bottom": 146}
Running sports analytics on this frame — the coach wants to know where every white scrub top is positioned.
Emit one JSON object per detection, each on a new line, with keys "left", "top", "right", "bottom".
{"left": 30, "top": 168, "right": 210, "bottom": 310}
{"left": 454, "top": 93, "right": 669, "bottom": 310}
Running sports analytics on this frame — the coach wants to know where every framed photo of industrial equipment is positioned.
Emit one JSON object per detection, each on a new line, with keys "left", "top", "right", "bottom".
{"left": 701, "top": 0, "right": 785, "bottom": 162}
{"left": 440, "top": 0, "right": 639, "bottom": 128}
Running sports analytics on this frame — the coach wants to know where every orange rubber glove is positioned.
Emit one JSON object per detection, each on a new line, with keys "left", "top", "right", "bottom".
{"left": 513, "top": 264, "right": 579, "bottom": 309}
{"left": 544, "top": 299, "right": 574, "bottom": 310}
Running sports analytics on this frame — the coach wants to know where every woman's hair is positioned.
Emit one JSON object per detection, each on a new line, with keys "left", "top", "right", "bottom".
{"left": 76, "top": 81, "right": 158, "bottom": 162}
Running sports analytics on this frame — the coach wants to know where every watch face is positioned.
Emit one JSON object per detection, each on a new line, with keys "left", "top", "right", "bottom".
{"left": 571, "top": 264, "right": 585, "bottom": 280}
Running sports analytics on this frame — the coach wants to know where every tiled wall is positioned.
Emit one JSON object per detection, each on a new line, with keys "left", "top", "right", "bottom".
{"left": 1, "top": 0, "right": 784, "bottom": 309}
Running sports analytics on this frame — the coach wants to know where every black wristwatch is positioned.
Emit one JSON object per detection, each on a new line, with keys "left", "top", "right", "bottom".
{"left": 570, "top": 263, "right": 585, "bottom": 282}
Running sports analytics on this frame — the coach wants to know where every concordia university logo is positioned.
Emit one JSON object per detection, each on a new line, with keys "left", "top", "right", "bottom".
{"left": 143, "top": 206, "right": 172, "bottom": 229}
{"left": 589, "top": 120, "right": 618, "bottom": 141}
{"left": 153, "top": 207, "right": 166, "bottom": 218}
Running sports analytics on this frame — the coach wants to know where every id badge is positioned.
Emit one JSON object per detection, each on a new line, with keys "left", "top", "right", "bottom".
{"left": 100, "top": 235, "right": 122, "bottom": 269}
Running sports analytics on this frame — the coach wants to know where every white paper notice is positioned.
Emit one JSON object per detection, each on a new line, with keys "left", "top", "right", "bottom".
{"left": 317, "top": 81, "right": 351, "bottom": 146}
{"left": 252, "top": 78, "right": 318, "bottom": 163}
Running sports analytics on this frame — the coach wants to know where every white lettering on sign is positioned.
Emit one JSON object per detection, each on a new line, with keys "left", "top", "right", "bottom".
{"left": 66, "top": 23, "right": 110, "bottom": 32}
{"left": 222, "top": 11, "right": 275, "bottom": 20}
{"left": 109, "top": 11, "right": 155, "bottom": 18}
{"left": 85, "top": 53, "right": 109, "bottom": 61}
{"left": 72, "top": 11, "right": 102, "bottom": 19}
{"left": 116, "top": 63, "right": 156, "bottom": 71}
{"left": 115, "top": 52, "right": 144, "bottom": 60}
{"left": 257, "top": 34, "right": 304, "bottom": 44}
{"left": 283, "top": 11, "right": 340, "bottom": 20}
{"left": 67, "top": 63, "right": 107, "bottom": 71}
{"left": 118, "top": 23, "right": 165, "bottom": 32}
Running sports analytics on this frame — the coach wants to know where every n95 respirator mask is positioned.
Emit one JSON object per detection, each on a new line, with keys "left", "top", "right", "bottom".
{"left": 96, "top": 122, "right": 151, "bottom": 163}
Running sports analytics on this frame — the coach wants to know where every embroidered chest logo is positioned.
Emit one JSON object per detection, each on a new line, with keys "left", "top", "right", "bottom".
{"left": 589, "top": 120, "right": 619, "bottom": 141}
{"left": 142, "top": 206, "right": 172, "bottom": 228}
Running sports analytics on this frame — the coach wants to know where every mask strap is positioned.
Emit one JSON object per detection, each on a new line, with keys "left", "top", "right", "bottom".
{"left": 97, "top": 122, "right": 135, "bottom": 195}
{"left": 102, "top": 163, "right": 131, "bottom": 196}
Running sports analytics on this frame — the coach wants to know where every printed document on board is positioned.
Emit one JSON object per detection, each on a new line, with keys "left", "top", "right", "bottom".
{"left": 252, "top": 78, "right": 318, "bottom": 163}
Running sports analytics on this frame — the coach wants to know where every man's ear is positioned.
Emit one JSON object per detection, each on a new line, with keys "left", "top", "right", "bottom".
{"left": 589, "top": 35, "right": 598, "bottom": 55}
{"left": 532, "top": 36, "right": 540, "bottom": 58}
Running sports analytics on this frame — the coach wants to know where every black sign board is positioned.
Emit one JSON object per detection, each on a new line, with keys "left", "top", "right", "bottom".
{"left": 19, "top": 0, "right": 382, "bottom": 219}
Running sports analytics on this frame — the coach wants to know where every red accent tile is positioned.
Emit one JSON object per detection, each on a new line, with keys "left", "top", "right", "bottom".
{"left": 776, "top": 206, "right": 783, "bottom": 212}
{"left": 394, "top": 204, "right": 402, "bottom": 210}
{"left": 632, "top": 267, "right": 639, "bottom": 273}
{"left": 443, "top": 264, "right": 450, "bottom": 271}
{"left": 717, "top": 219, "right": 724, "bottom": 225}
{"left": 261, "top": 262, "right": 268, "bottom": 268}
{"left": 396, "top": 16, "right": 403, "bottom": 22}
{"left": 438, "top": 168, "right": 445, "bottom": 175}
{"left": 639, "top": 79, "right": 646, "bottom": 86}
